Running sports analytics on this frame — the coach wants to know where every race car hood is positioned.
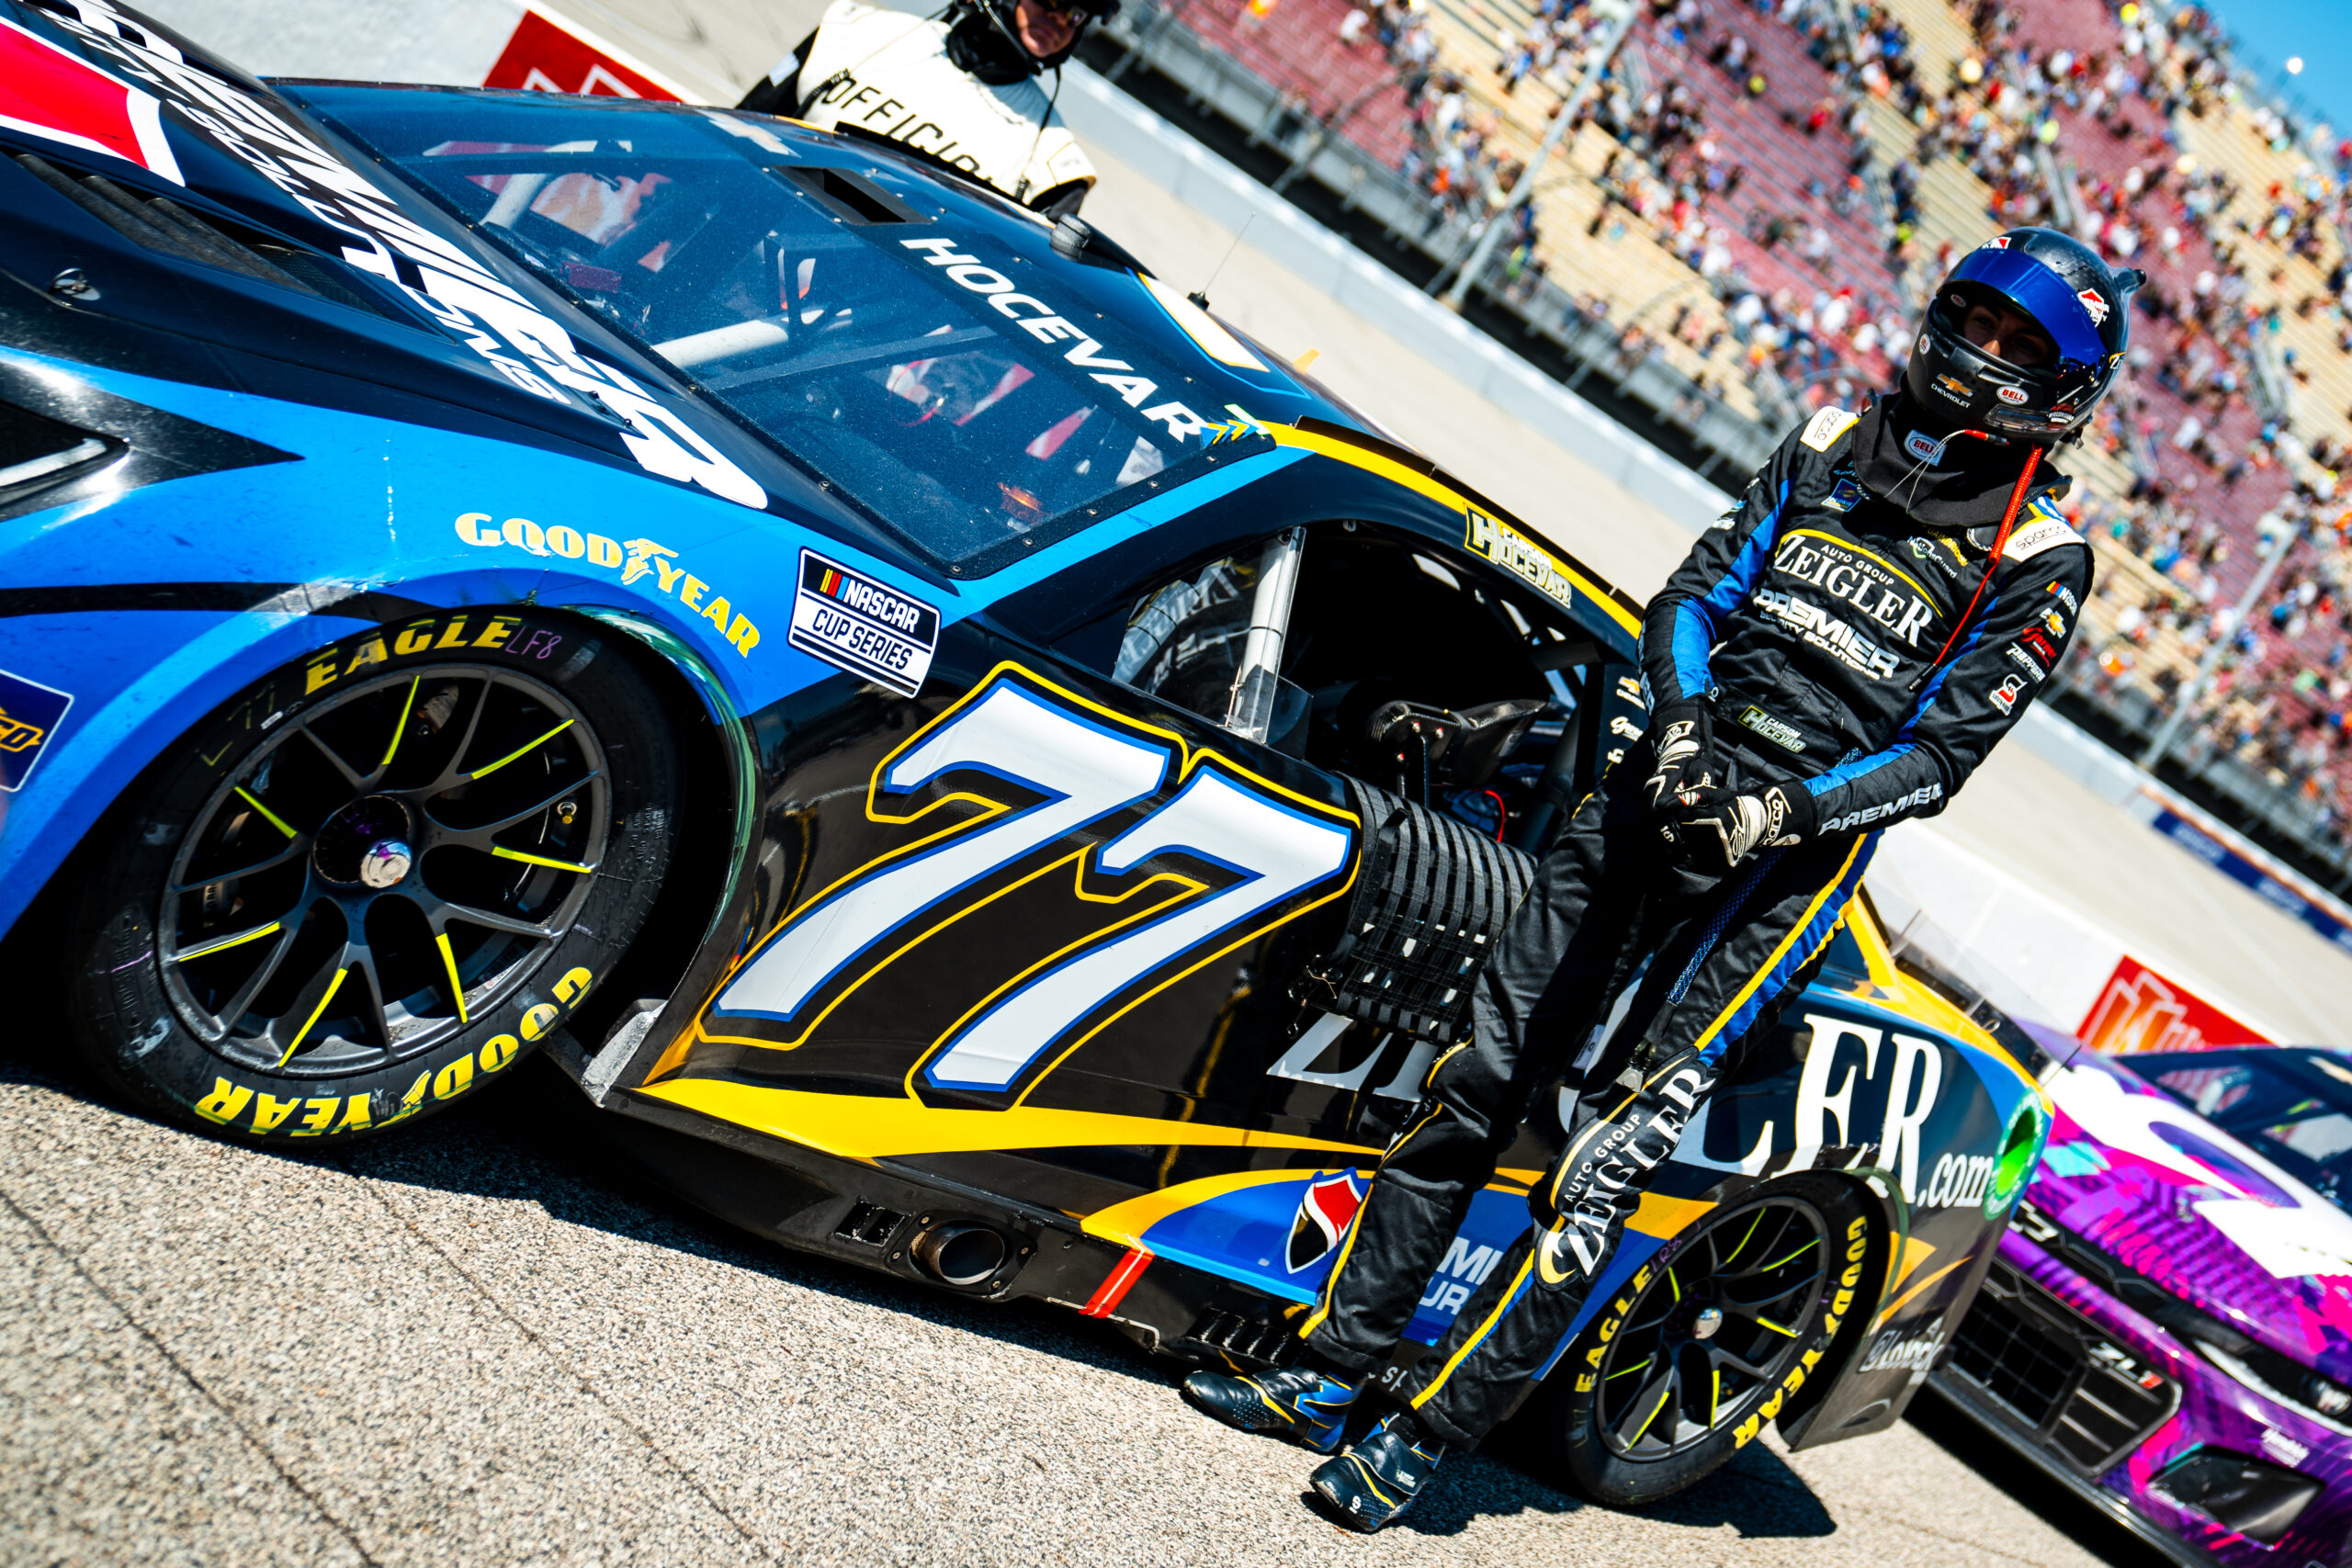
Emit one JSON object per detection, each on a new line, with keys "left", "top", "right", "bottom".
{"left": 2026, "top": 1044, "right": 2352, "bottom": 1383}
{"left": 4, "top": 0, "right": 312, "bottom": 226}
{"left": 3, "top": 0, "right": 1355, "bottom": 563}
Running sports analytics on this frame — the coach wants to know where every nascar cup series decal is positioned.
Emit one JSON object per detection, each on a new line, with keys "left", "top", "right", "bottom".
{"left": 0, "top": 669, "right": 73, "bottom": 792}
{"left": 789, "top": 549, "right": 940, "bottom": 697}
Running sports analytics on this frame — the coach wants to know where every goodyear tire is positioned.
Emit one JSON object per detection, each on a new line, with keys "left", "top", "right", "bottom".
{"left": 67, "top": 607, "right": 678, "bottom": 1144}
{"left": 1533, "top": 1176, "right": 1873, "bottom": 1506}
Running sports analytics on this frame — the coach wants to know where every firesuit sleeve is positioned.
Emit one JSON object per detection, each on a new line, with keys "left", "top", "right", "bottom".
{"left": 1798, "top": 519, "right": 2094, "bottom": 835}
{"left": 1640, "top": 420, "right": 1816, "bottom": 705}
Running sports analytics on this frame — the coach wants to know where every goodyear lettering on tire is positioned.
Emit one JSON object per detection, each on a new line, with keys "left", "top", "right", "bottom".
{"left": 187, "top": 967, "right": 590, "bottom": 1137}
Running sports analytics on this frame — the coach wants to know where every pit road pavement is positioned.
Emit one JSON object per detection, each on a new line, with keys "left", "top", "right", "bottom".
{"left": 3, "top": 1039, "right": 2166, "bottom": 1568}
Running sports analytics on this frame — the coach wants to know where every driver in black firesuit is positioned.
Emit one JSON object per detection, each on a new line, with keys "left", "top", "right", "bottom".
{"left": 1182, "top": 229, "right": 2143, "bottom": 1531}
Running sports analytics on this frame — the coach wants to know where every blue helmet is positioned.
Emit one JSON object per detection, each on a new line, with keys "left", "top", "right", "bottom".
{"left": 1905, "top": 227, "right": 2143, "bottom": 442}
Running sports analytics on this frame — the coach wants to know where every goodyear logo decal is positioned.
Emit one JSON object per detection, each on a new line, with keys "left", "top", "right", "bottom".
{"left": 0, "top": 668, "right": 73, "bottom": 793}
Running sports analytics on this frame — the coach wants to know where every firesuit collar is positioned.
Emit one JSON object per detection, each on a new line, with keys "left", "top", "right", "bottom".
{"left": 1849, "top": 393, "right": 2070, "bottom": 528}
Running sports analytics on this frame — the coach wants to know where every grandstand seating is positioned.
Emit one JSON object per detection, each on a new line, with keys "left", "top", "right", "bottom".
{"left": 1128, "top": 0, "right": 2352, "bottom": 835}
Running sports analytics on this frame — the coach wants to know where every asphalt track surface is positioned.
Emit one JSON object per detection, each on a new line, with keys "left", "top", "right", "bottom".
{"left": 17, "top": 0, "right": 2350, "bottom": 1561}
{"left": 2, "top": 1039, "right": 2168, "bottom": 1568}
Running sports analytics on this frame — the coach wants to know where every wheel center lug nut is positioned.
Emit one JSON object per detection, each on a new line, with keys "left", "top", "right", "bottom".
{"left": 1692, "top": 1306, "right": 1724, "bottom": 1340}
{"left": 358, "top": 839, "right": 413, "bottom": 889}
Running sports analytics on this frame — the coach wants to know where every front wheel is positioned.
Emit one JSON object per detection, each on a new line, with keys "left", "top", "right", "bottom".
{"left": 68, "top": 609, "right": 680, "bottom": 1143}
{"left": 1531, "top": 1176, "right": 1874, "bottom": 1506}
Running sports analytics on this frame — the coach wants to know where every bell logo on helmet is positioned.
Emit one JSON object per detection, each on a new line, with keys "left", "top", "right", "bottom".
{"left": 2076, "top": 288, "right": 2110, "bottom": 326}
{"left": 1996, "top": 385, "right": 2029, "bottom": 405}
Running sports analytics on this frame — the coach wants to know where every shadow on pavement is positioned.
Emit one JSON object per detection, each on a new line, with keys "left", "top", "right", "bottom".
{"left": 0, "top": 1025, "right": 1850, "bottom": 1550}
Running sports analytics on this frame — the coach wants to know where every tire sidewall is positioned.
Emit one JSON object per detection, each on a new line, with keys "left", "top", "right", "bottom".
{"left": 1552, "top": 1179, "right": 1874, "bottom": 1506}
{"left": 70, "top": 606, "right": 678, "bottom": 1144}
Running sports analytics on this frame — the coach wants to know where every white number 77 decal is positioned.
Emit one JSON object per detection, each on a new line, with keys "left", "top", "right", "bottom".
{"left": 711, "top": 670, "right": 1354, "bottom": 1091}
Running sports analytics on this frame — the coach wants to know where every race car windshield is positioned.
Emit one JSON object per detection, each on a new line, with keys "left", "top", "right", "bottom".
{"left": 2127, "top": 1047, "right": 2352, "bottom": 1208}
{"left": 293, "top": 89, "right": 1213, "bottom": 567}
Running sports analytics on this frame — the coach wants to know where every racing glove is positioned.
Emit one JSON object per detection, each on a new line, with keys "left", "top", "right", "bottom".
{"left": 1661, "top": 783, "right": 1815, "bottom": 870}
{"left": 1642, "top": 700, "right": 1714, "bottom": 815}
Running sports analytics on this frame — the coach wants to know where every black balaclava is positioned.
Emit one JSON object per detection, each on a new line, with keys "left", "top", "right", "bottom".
{"left": 1849, "top": 389, "right": 2069, "bottom": 529}
{"left": 944, "top": 0, "right": 1045, "bottom": 83}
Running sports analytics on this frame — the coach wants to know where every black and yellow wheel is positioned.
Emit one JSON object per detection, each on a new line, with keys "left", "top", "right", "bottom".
{"left": 68, "top": 609, "right": 680, "bottom": 1143}
{"left": 1536, "top": 1176, "right": 1872, "bottom": 1506}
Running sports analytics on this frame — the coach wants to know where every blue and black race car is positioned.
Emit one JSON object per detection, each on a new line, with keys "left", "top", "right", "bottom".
{"left": 4, "top": 0, "right": 2056, "bottom": 1506}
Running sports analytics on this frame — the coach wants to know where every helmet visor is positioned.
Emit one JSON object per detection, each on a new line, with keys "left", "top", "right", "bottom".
{"left": 1946, "top": 244, "right": 2109, "bottom": 369}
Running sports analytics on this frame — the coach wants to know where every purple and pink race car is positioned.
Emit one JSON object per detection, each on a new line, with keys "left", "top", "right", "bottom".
{"left": 1928, "top": 1037, "right": 2352, "bottom": 1566}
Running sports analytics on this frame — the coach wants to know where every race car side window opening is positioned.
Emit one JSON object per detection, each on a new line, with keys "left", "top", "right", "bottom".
{"left": 1108, "top": 525, "right": 1567, "bottom": 835}
{"left": 296, "top": 91, "right": 1207, "bottom": 567}
{"left": 1282, "top": 526, "right": 1561, "bottom": 835}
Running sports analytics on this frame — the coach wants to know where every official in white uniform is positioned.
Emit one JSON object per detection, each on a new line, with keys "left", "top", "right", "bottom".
{"left": 740, "top": 0, "right": 1116, "bottom": 219}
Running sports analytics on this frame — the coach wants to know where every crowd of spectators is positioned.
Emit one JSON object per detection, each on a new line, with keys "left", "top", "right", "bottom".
{"left": 1229, "top": 0, "right": 2352, "bottom": 852}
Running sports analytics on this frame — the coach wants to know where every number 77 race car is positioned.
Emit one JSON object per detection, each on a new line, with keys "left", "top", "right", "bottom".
{"left": 3, "top": 0, "right": 2052, "bottom": 1505}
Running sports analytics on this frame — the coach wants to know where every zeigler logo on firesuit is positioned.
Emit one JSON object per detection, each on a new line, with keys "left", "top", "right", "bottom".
{"left": 1753, "top": 532, "right": 1940, "bottom": 681}
{"left": 1536, "top": 1056, "right": 1716, "bottom": 1289}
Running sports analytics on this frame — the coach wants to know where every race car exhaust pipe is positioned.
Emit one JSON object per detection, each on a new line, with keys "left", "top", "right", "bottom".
{"left": 910, "top": 1223, "right": 1010, "bottom": 1288}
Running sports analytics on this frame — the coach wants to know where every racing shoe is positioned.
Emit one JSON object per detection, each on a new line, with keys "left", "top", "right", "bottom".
{"left": 1180, "top": 1362, "right": 1360, "bottom": 1453}
{"left": 1309, "top": 1412, "right": 1447, "bottom": 1533}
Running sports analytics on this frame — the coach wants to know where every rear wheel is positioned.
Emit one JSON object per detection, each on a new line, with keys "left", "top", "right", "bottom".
{"left": 1533, "top": 1177, "right": 1872, "bottom": 1506}
{"left": 69, "top": 610, "right": 680, "bottom": 1143}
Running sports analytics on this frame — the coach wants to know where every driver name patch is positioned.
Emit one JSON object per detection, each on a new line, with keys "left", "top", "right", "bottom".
{"left": 790, "top": 550, "right": 941, "bottom": 697}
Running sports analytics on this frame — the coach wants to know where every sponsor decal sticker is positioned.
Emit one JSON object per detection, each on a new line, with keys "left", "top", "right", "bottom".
{"left": 1858, "top": 1319, "right": 1945, "bottom": 1377}
{"left": 2260, "top": 1427, "right": 2311, "bottom": 1469}
{"left": 1988, "top": 673, "right": 2027, "bottom": 714}
{"left": 1464, "top": 509, "right": 1591, "bottom": 617}
{"left": 1902, "top": 429, "right": 1947, "bottom": 465}
{"left": 1983, "top": 235, "right": 2011, "bottom": 250}
{"left": 898, "top": 237, "right": 1212, "bottom": 441}
{"left": 2076, "top": 287, "right": 2109, "bottom": 326}
{"left": 2019, "top": 626, "right": 2058, "bottom": 666}
{"left": 2002, "top": 514, "right": 2082, "bottom": 562}
{"left": 788, "top": 548, "right": 940, "bottom": 696}
{"left": 2041, "top": 607, "right": 2067, "bottom": 637}
{"left": 1822, "top": 477, "right": 1866, "bottom": 513}
{"left": 1932, "top": 372, "right": 1973, "bottom": 403}
{"left": 2004, "top": 644, "right": 2045, "bottom": 682}
{"left": 0, "top": 668, "right": 73, "bottom": 792}
{"left": 1799, "top": 406, "right": 1859, "bottom": 452}
{"left": 2050, "top": 581, "right": 2079, "bottom": 615}
{"left": 1996, "top": 384, "right": 2029, "bottom": 405}
{"left": 1735, "top": 705, "right": 1806, "bottom": 753}
{"left": 453, "top": 512, "right": 762, "bottom": 657}
{"left": 1286, "top": 1171, "right": 1364, "bottom": 1272}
